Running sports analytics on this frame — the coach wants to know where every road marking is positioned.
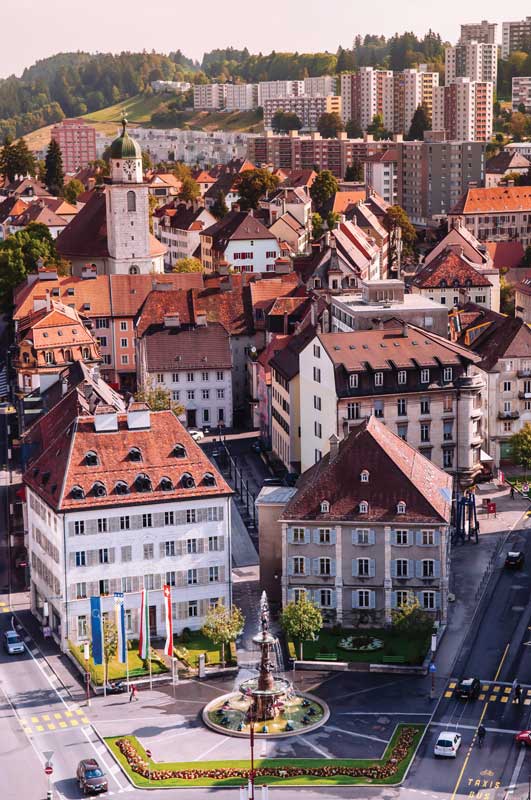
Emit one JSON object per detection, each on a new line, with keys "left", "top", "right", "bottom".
{"left": 501, "top": 696, "right": 509, "bottom": 703}
{"left": 47, "top": 723, "right": 55, "bottom": 730}
{"left": 479, "top": 694, "right": 485, "bottom": 700}
{"left": 444, "top": 691, "right": 453, "bottom": 698}
{"left": 324, "top": 725, "right": 389, "bottom": 744}
{"left": 35, "top": 724, "right": 44, "bottom": 731}
{"left": 508, "top": 741, "right": 527, "bottom": 790}
{"left": 449, "top": 682, "right": 457, "bottom": 689}
{"left": 493, "top": 686, "right": 501, "bottom": 693}
{"left": 193, "top": 735, "right": 230, "bottom": 762}
{"left": 504, "top": 687, "right": 511, "bottom": 694}
{"left": 296, "top": 735, "right": 331, "bottom": 759}
{"left": 81, "top": 727, "right": 126, "bottom": 791}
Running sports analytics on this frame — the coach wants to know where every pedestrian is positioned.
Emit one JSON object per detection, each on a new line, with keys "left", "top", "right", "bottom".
{"left": 516, "top": 684, "right": 522, "bottom": 705}
{"left": 477, "top": 724, "right": 486, "bottom": 748}
{"left": 511, "top": 485, "right": 515, "bottom": 500}
{"left": 129, "top": 684, "right": 138, "bottom": 702}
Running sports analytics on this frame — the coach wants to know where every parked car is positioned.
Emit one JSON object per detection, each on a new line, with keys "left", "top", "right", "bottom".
{"left": 189, "top": 429, "right": 204, "bottom": 442}
{"left": 76, "top": 759, "right": 108, "bottom": 795}
{"left": 455, "top": 677, "right": 481, "bottom": 700}
{"left": 3, "top": 630, "right": 24, "bottom": 655}
{"left": 515, "top": 730, "right": 531, "bottom": 747}
{"left": 434, "top": 731, "right": 462, "bottom": 758}
{"left": 505, "top": 551, "right": 525, "bottom": 569}
{"left": 262, "top": 477, "right": 284, "bottom": 487}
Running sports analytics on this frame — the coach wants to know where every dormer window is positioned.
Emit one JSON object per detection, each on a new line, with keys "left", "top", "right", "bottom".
{"left": 93, "top": 481, "right": 107, "bottom": 497}
{"left": 360, "top": 470, "right": 369, "bottom": 483}
{"left": 129, "top": 447, "right": 142, "bottom": 462}
{"left": 203, "top": 473, "right": 216, "bottom": 486}
{"left": 57, "top": 330, "right": 63, "bottom": 336}
{"left": 397, "top": 501, "right": 406, "bottom": 514}
{"left": 320, "top": 500, "right": 330, "bottom": 513}
{"left": 71, "top": 485, "right": 85, "bottom": 500}
{"left": 349, "top": 374, "right": 358, "bottom": 389}
{"left": 439, "top": 279, "right": 447, "bottom": 288}
{"left": 85, "top": 450, "right": 98, "bottom": 466}
{"left": 135, "top": 473, "right": 152, "bottom": 492}
{"left": 173, "top": 444, "right": 186, "bottom": 458}
{"left": 160, "top": 476, "right": 173, "bottom": 491}
{"left": 67, "top": 288, "right": 74, "bottom": 296}
{"left": 82, "top": 347, "right": 90, "bottom": 359}
{"left": 115, "top": 481, "right": 129, "bottom": 495}
{"left": 359, "top": 500, "right": 369, "bottom": 514}
{"left": 181, "top": 472, "right": 195, "bottom": 489}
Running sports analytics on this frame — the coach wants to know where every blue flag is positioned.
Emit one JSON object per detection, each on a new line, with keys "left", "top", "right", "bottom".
{"left": 90, "top": 596, "right": 103, "bottom": 666}
{"left": 114, "top": 592, "right": 127, "bottom": 665}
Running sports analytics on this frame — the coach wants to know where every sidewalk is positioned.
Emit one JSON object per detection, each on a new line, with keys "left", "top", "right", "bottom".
{"left": 474, "top": 480, "right": 529, "bottom": 535}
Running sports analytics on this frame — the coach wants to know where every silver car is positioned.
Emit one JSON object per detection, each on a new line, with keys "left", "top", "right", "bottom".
{"left": 3, "top": 630, "right": 24, "bottom": 655}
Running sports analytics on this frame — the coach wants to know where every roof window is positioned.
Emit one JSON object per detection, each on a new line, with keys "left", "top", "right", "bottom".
{"left": 181, "top": 472, "right": 195, "bottom": 489}
{"left": 93, "top": 481, "right": 107, "bottom": 497}
{"left": 71, "top": 485, "right": 85, "bottom": 499}
{"left": 203, "top": 473, "right": 216, "bottom": 486}
{"left": 129, "top": 447, "right": 142, "bottom": 462}
{"left": 320, "top": 500, "right": 330, "bottom": 513}
{"left": 85, "top": 450, "right": 98, "bottom": 466}
{"left": 360, "top": 470, "right": 369, "bottom": 483}
{"left": 135, "top": 473, "right": 152, "bottom": 492}
{"left": 359, "top": 500, "right": 369, "bottom": 513}
{"left": 397, "top": 501, "right": 406, "bottom": 514}
{"left": 160, "top": 476, "right": 173, "bottom": 491}
{"left": 173, "top": 444, "right": 186, "bottom": 458}
{"left": 115, "top": 481, "right": 129, "bottom": 495}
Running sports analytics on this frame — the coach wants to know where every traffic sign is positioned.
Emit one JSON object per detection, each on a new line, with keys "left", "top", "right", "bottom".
{"left": 44, "top": 764, "right": 53, "bottom": 776}
{"left": 43, "top": 751, "right": 54, "bottom": 763}
{"left": 429, "top": 663, "right": 437, "bottom": 673}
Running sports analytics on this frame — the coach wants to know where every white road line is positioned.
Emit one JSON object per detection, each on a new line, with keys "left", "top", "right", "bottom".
{"left": 19, "top": 640, "right": 73, "bottom": 712}
{"left": 430, "top": 721, "right": 522, "bottom": 735}
{"left": 193, "top": 735, "right": 230, "bottom": 761}
{"left": 508, "top": 744, "right": 527, "bottom": 790}
{"left": 324, "top": 725, "right": 389, "bottom": 744}
{"left": 328, "top": 678, "right": 409, "bottom": 702}
{"left": 297, "top": 735, "right": 331, "bottom": 759}
{"left": 338, "top": 711, "right": 432, "bottom": 716}
{"left": 81, "top": 727, "right": 126, "bottom": 791}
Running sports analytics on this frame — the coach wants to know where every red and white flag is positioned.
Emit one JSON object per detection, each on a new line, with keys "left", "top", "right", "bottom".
{"left": 163, "top": 584, "right": 173, "bottom": 657}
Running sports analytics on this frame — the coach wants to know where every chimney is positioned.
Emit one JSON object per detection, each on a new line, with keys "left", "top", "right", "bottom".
{"left": 231, "top": 202, "right": 240, "bottom": 212}
{"left": 283, "top": 312, "right": 289, "bottom": 334}
{"left": 127, "top": 401, "right": 151, "bottom": 430}
{"left": 401, "top": 321, "right": 408, "bottom": 338}
{"left": 45, "top": 289, "right": 51, "bottom": 312}
{"left": 94, "top": 405, "right": 119, "bottom": 433}
{"left": 61, "top": 377, "right": 68, "bottom": 396}
{"left": 164, "top": 312, "right": 181, "bottom": 328}
{"left": 329, "top": 433, "right": 340, "bottom": 462}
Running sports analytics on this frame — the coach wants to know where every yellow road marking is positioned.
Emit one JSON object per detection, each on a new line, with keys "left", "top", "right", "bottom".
{"left": 493, "top": 686, "right": 500, "bottom": 693}
{"left": 490, "top": 694, "right": 497, "bottom": 701}
{"left": 65, "top": 711, "right": 73, "bottom": 718}
{"left": 504, "top": 687, "right": 511, "bottom": 694}
{"left": 501, "top": 696, "right": 509, "bottom": 703}
{"left": 31, "top": 716, "right": 38, "bottom": 723}
{"left": 494, "top": 645, "right": 510, "bottom": 681}
{"left": 445, "top": 691, "right": 453, "bottom": 698}
{"left": 42, "top": 714, "right": 50, "bottom": 721}
{"left": 479, "top": 694, "right": 485, "bottom": 700}
{"left": 35, "top": 725, "right": 44, "bottom": 732}
{"left": 47, "top": 723, "right": 55, "bottom": 730}
{"left": 54, "top": 713, "right": 62, "bottom": 719}
{"left": 75, "top": 709, "right": 84, "bottom": 716}
{"left": 59, "top": 722, "right": 67, "bottom": 728}
{"left": 525, "top": 699, "right": 531, "bottom": 706}
{"left": 482, "top": 684, "right": 489, "bottom": 691}
{"left": 449, "top": 682, "right": 457, "bottom": 689}
{"left": 70, "top": 719, "right": 78, "bottom": 726}
{"left": 80, "top": 717, "right": 89, "bottom": 724}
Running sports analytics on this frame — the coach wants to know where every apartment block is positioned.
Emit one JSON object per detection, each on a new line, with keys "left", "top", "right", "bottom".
{"left": 512, "top": 76, "right": 531, "bottom": 113}
{"left": 225, "top": 83, "right": 259, "bottom": 111}
{"left": 193, "top": 83, "right": 228, "bottom": 110}
{"left": 364, "top": 149, "right": 398, "bottom": 204}
{"left": 263, "top": 96, "right": 342, "bottom": 131}
{"left": 432, "top": 79, "right": 493, "bottom": 141}
{"left": 303, "top": 76, "right": 337, "bottom": 96}
{"left": 51, "top": 119, "right": 97, "bottom": 175}
{"left": 502, "top": 17, "right": 531, "bottom": 59}
{"left": 445, "top": 42, "right": 498, "bottom": 85}
{"left": 393, "top": 68, "right": 439, "bottom": 135}
{"left": 460, "top": 20, "right": 498, "bottom": 45}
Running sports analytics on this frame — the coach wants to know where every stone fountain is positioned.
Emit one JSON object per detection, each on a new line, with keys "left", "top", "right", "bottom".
{"left": 202, "top": 592, "right": 329, "bottom": 738}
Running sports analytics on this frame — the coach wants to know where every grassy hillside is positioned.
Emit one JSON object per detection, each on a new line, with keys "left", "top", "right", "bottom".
{"left": 23, "top": 120, "right": 118, "bottom": 153}
{"left": 83, "top": 94, "right": 166, "bottom": 124}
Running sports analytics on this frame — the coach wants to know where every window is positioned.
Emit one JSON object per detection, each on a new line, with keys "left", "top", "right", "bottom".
{"left": 187, "top": 390, "right": 195, "bottom": 400}
{"left": 120, "top": 516, "right": 130, "bottom": 530}
{"left": 396, "top": 590, "right": 409, "bottom": 607}
{"left": 96, "top": 318, "right": 108, "bottom": 329}
{"left": 121, "top": 338, "right": 128, "bottom": 349}
{"left": 443, "top": 420, "right": 453, "bottom": 441}
{"left": 187, "top": 372, "right": 194, "bottom": 382}
{"left": 99, "top": 579, "right": 110, "bottom": 596}
{"left": 97, "top": 518, "right": 107, "bottom": 533}
{"left": 121, "top": 355, "right": 129, "bottom": 365}
{"left": 396, "top": 559, "right": 409, "bottom": 577}
{"left": 358, "top": 558, "right": 370, "bottom": 577}
{"left": 172, "top": 373, "right": 180, "bottom": 383}
{"left": 99, "top": 548, "right": 109, "bottom": 564}
{"left": 443, "top": 367, "right": 453, "bottom": 382}
{"left": 503, "top": 381, "right": 512, "bottom": 392}
{"left": 127, "top": 190, "right": 136, "bottom": 211}
{"left": 202, "top": 389, "right": 210, "bottom": 400}
{"left": 320, "top": 589, "right": 333, "bottom": 608}
{"left": 320, "top": 500, "right": 329, "bottom": 513}
{"left": 143, "top": 543, "right": 154, "bottom": 560}
{"left": 207, "top": 565, "right": 220, "bottom": 584}
{"left": 144, "top": 574, "right": 155, "bottom": 591}
{"left": 313, "top": 366, "right": 321, "bottom": 383}
{"left": 349, "top": 374, "right": 358, "bottom": 388}
{"left": 347, "top": 402, "right": 360, "bottom": 420}
{"left": 97, "top": 336, "right": 107, "bottom": 348}
{"left": 76, "top": 582, "right": 87, "bottom": 600}
{"left": 319, "top": 528, "right": 331, "bottom": 544}
{"left": 44, "top": 351, "right": 53, "bottom": 364}
{"left": 319, "top": 557, "right": 331, "bottom": 576}
{"left": 120, "top": 321, "right": 128, "bottom": 331}
{"left": 166, "top": 571, "right": 176, "bottom": 587}
{"left": 172, "top": 391, "right": 180, "bottom": 401}
{"left": 75, "top": 551, "right": 86, "bottom": 567}
{"left": 398, "top": 370, "right": 407, "bottom": 385}
{"left": 443, "top": 396, "right": 453, "bottom": 413}
{"left": 208, "top": 536, "right": 220, "bottom": 551}
{"left": 77, "top": 616, "right": 88, "bottom": 639}
{"left": 164, "top": 540, "right": 176, "bottom": 557}
{"left": 122, "top": 576, "right": 132, "bottom": 592}
{"left": 314, "top": 421, "right": 322, "bottom": 438}
{"left": 420, "top": 369, "right": 430, "bottom": 384}
{"left": 292, "top": 527, "right": 305, "bottom": 544}
{"left": 421, "top": 591, "right": 436, "bottom": 610}
{"left": 420, "top": 398, "right": 430, "bottom": 415}
{"left": 356, "top": 529, "right": 370, "bottom": 545}
{"left": 187, "top": 569, "right": 198, "bottom": 585}
{"left": 504, "top": 421, "right": 512, "bottom": 432}
{"left": 121, "top": 546, "right": 132, "bottom": 562}
{"left": 188, "top": 600, "right": 198, "bottom": 618}
{"left": 397, "top": 423, "right": 408, "bottom": 441}
{"left": 421, "top": 530, "right": 435, "bottom": 546}
{"left": 359, "top": 500, "right": 368, "bottom": 514}
{"left": 397, "top": 501, "right": 406, "bottom": 514}
{"left": 374, "top": 399, "right": 384, "bottom": 418}
{"left": 313, "top": 344, "right": 321, "bottom": 358}
{"left": 374, "top": 372, "right": 383, "bottom": 387}
{"left": 314, "top": 395, "right": 322, "bottom": 410}
{"left": 143, "top": 513, "right": 152, "bottom": 528}
{"left": 360, "top": 470, "right": 369, "bottom": 483}
{"left": 420, "top": 423, "right": 430, "bottom": 443}
{"left": 357, "top": 590, "right": 371, "bottom": 609}
{"left": 217, "top": 389, "right": 225, "bottom": 399}
{"left": 187, "top": 509, "right": 197, "bottom": 524}
{"left": 165, "top": 511, "right": 174, "bottom": 526}
{"left": 314, "top": 449, "right": 322, "bottom": 463}
{"left": 187, "top": 538, "right": 198, "bottom": 554}
{"left": 396, "top": 529, "right": 409, "bottom": 546}
{"left": 443, "top": 448, "right": 454, "bottom": 468}
{"left": 202, "top": 371, "right": 209, "bottom": 381}
{"left": 216, "top": 371, "right": 224, "bottom": 381}
{"left": 422, "top": 560, "right": 435, "bottom": 578}
{"left": 397, "top": 398, "right": 407, "bottom": 416}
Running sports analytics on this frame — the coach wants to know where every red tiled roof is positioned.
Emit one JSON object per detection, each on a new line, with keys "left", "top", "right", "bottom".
{"left": 24, "top": 409, "right": 232, "bottom": 511}
{"left": 202, "top": 211, "right": 277, "bottom": 249}
{"left": 0, "top": 196, "right": 28, "bottom": 223}
{"left": 143, "top": 322, "right": 232, "bottom": 371}
{"left": 451, "top": 186, "right": 531, "bottom": 215}
{"left": 485, "top": 240, "right": 525, "bottom": 269}
{"left": 332, "top": 191, "right": 366, "bottom": 214}
{"left": 411, "top": 250, "right": 491, "bottom": 289}
{"left": 249, "top": 274, "right": 299, "bottom": 312}
{"left": 281, "top": 416, "right": 452, "bottom": 524}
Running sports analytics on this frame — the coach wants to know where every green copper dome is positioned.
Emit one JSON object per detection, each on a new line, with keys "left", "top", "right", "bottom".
{"left": 110, "top": 117, "right": 141, "bottom": 159}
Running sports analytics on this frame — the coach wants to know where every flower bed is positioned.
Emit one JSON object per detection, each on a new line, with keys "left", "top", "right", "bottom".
{"left": 338, "top": 635, "right": 383, "bottom": 652}
{"left": 106, "top": 724, "right": 423, "bottom": 787}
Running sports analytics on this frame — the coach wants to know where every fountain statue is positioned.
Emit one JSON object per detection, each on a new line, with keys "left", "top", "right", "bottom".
{"left": 202, "top": 591, "right": 329, "bottom": 738}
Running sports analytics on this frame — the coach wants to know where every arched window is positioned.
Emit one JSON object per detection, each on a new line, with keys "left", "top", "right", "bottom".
{"left": 359, "top": 500, "right": 369, "bottom": 514}
{"left": 397, "top": 501, "right": 406, "bottom": 514}
{"left": 127, "top": 190, "right": 136, "bottom": 212}
{"left": 82, "top": 347, "right": 90, "bottom": 359}
{"left": 64, "top": 349, "right": 72, "bottom": 362}
{"left": 320, "top": 500, "right": 330, "bottom": 513}
{"left": 360, "top": 470, "right": 369, "bottom": 483}
{"left": 129, "top": 265, "right": 139, "bottom": 275}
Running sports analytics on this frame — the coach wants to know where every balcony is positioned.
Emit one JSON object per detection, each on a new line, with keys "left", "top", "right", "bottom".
{"left": 517, "top": 369, "right": 531, "bottom": 378}
{"left": 518, "top": 391, "right": 531, "bottom": 400}
{"left": 498, "top": 410, "right": 520, "bottom": 420}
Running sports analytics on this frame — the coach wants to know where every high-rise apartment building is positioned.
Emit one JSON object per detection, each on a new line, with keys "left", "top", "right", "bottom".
{"left": 263, "top": 96, "right": 342, "bottom": 131}
{"left": 225, "top": 83, "right": 259, "bottom": 111}
{"left": 393, "top": 68, "right": 439, "bottom": 135}
{"left": 512, "top": 76, "right": 531, "bottom": 113}
{"left": 433, "top": 79, "right": 493, "bottom": 142}
{"left": 459, "top": 20, "right": 498, "bottom": 45}
{"left": 51, "top": 119, "right": 97, "bottom": 175}
{"left": 445, "top": 42, "right": 498, "bottom": 85}
{"left": 502, "top": 17, "right": 531, "bottom": 59}
{"left": 193, "top": 84, "right": 228, "bottom": 110}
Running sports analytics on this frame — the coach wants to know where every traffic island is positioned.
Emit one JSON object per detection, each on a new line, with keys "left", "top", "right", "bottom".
{"left": 105, "top": 724, "right": 424, "bottom": 788}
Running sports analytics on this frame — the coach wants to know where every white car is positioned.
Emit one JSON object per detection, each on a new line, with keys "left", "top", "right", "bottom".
{"left": 3, "top": 630, "right": 24, "bottom": 655}
{"left": 189, "top": 429, "right": 204, "bottom": 442}
{"left": 434, "top": 731, "right": 462, "bottom": 758}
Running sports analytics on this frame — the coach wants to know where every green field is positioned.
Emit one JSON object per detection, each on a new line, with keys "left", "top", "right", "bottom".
{"left": 105, "top": 724, "right": 424, "bottom": 787}
{"left": 69, "top": 641, "right": 168, "bottom": 685}
{"left": 83, "top": 94, "right": 166, "bottom": 124}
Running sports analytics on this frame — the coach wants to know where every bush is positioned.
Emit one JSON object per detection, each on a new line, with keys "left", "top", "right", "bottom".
{"left": 181, "top": 627, "right": 191, "bottom": 644}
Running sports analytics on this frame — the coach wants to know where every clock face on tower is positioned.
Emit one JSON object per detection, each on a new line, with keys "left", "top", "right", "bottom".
{"left": 123, "top": 159, "right": 135, "bottom": 181}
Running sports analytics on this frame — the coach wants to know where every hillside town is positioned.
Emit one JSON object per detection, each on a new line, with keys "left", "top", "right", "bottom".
{"left": 2, "top": 12, "right": 531, "bottom": 800}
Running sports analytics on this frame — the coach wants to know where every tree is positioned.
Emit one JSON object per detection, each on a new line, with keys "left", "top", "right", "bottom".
{"left": 317, "top": 111, "right": 344, "bottom": 139}
{"left": 235, "top": 168, "right": 280, "bottom": 211}
{"left": 63, "top": 178, "right": 85, "bottom": 204}
{"left": 271, "top": 110, "right": 303, "bottom": 133}
{"left": 172, "top": 257, "right": 203, "bottom": 273}
{"left": 141, "top": 150, "right": 152, "bottom": 172}
{"left": 211, "top": 190, "right": 228, "bottom": 220}
{"left": 309, "top": 169, "right": 339, "bottom": 211}
{"left": 344, "top": 159, "right": 363, "bottom": 182}
{"left": 326, "top": 210, "right": 340, "bottom": 230}
{"left": 367, "top": 114, "right": 391, "bottom": 141}
{"left": 311, "top": 212, "right": 324, "bottom": 240}
{"left": 508, "top": 111, "right": 530, "bottom": 141}
{"left": 102, "top": 618, "right": 119, "bottom": 681}
{"left": 0, "top": 136, "right": 36, "bottom": 182}
{"left": 523, "top": 245, "right": 531, "bottom": 267}
{"left": 172, "top": 161, "right": 193, "bottom": 181}
{"left": 500, "top": 273, "right": 515, "bottom": 315}
{"left": 202, "top": 602, "right": 244, "bottom": 667}
{"left": 134, "top": 381, "right": 184, "bottom": 416}
{"left": 44, "top": 138, "right": 64, "bottom": 196}
{"left": 392, "top": 597, "right": 433, "bottom": 638}
{"left": 346, "top": 118, "right": 363, "bottom": 139}
{"left": 178, "top": 175, "right": 201, "bottom": 203}
{"left": 406, "top": 104, "right": 431, "bottom": 141}
{"left": 385, "top": 204, "right": 416, "bottom": 265}
{"left": 510, "top": 423, "right": 531, "bottom": 474}
{"left": 280, "top": 595, "right": 323, "bottom": 660}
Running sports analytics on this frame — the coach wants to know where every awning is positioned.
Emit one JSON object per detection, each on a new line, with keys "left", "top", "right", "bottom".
{"left": 480, "top": 449, "right": 493, "bottom": 463}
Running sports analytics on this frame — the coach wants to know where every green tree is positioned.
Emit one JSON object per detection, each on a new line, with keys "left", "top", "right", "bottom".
{"left": 326, "top": 210, "right": 340, "bottom": 230}
{"left": 235, "top": 168, "right": 280, "bottom": 210}
{"left": 0, "top": 137, "right": 36, "bottom": 181}
{"left": 63, "top": 178, "right": 85, "bottom": 204}
{"left": 201, "top": 603, "right": 244, "bottom": 666}
{"left": 172, "top": 161, "right": 193, "bottom": 181}
{"left": 309, "top": 169, "right": 339, "bottom": 211}
{"left": 346, "top": 118, "right": 363, "bottom": 139}
{"left": 510, "top": 423, "right": 531, "bottom": 474}
{"left": 280, "top": 595, "right": 323, "bottom": 660}
{"left": 102, "top": 618, "right": 119, "bottom": 681}
{"left": 44, "top": 138, "right": 64, "bottom": 195}
{"left": 134, "top": 381, "right": 184, "bottom": 416}
{"left": 522, "top": 245, "right": 531, "bottom": 267}
{"left": 500, "top": 273, "right": 515, "bottom": 315}
{"left": 311, "top": 212, "right": 324, "bottom": 240}
{"left": 406, "top": 104, "right": 431, "bottom": 141}
{"left": 317, "top": 111, "right": 344, "bottom": 139}
{"left": 392, "top": 597, "right": 433, "bottom": 638}
{"left": 172, "top": 257, "right": 203, "bottom": 273}
{"left": 0, "top": 246, "right": 26, "bottom": 311}
{"left": 142, "top": 151, "right": 152, "bottom": 172}
{"left": 344, "top": 159, "right": 363, "bottom": 182}
{"left": 271, "top": 110, "right": 303, "bottom": 133}
{"left": 211, "top": 190, "right": 228, "bottom": 219}
{"left": 367, "top": 114, "right": 391, "bottom": 140}
{"left": 385, "top": 204, "right": 416, "bottom": 265}
{"left": 178, "top": 175, "right": 201, "bottom": 203}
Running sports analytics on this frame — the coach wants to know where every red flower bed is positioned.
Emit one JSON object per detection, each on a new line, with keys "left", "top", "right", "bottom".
{"left": 115, "top": 727, "right": 417, "bottom": 782}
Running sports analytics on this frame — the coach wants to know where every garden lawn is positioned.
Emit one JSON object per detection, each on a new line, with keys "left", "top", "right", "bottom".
{"left": 174, "top": 631, "right": 234, "bottom": 668}
{"left": 105, "top": 724, "right": 424, "bottom": 787}
{"left": 299, "top": 629, "right": 429, "bottom": 665}
{"left": 69, "top": 642, "right": 168, "bottom": 685}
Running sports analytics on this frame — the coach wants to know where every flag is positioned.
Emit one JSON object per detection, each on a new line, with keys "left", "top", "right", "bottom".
{"left": 138, "top": 588, "right": 149, "bottom": 659}
{"left": 163, "top": 584, "right": 173, "bottom": 657}
{"left": 90, "top": 596, "right": 103, "bottom": 666}
{"left": 114, "top": 592, "right": 127, "bottom": 665}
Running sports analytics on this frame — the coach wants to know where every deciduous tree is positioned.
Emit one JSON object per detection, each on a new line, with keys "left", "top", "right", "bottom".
{"left": 211, "top": 190, "right": 228, "bottom": 219}
{"left": 317, "top": 111, "right": 344, "bottom": 139}
{"left": 281, "top": 595, "right": 323, "bottom": 660}
{"left": 172, "top": 257, "right": 203, "bottom": 273}
{"left": 64, "top": 178, "right": 85, "bottom": 204}
{"left": 309, "top": 169, "right": 339, "bottom": 211}
{"left": 202, "top": 603, "right": 244, "bottom": 666}
{"left": 178, "top": 176, "right": 201, "bottom": 203}
{"left": 510, "top": 423, "right": 531, "bottom": 474}
{"left": 134, "top": 381, "right": 184, "bottom": 416}
{"left": 235, "top": 168, "right": 280, "bottom": 210}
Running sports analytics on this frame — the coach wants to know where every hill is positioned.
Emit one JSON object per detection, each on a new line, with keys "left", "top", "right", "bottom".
{"left": 83, "top": 94, "right": 167, "bottom": 124}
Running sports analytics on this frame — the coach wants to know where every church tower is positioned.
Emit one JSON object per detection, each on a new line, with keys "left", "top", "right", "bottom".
{"left": 105, "top": 118, "right": 160, "bottom": 274}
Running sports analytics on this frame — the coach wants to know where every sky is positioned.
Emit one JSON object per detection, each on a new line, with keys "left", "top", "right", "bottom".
{"left": 2, "top": 0, "right": 531, "bottom": 79}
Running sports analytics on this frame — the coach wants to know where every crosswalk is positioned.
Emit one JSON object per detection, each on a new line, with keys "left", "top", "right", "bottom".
{"left": 19, "top": 707, "right": 89, "bottom": 734}
{"left": 445, "top": 681, "right": 531, "bottom": 704}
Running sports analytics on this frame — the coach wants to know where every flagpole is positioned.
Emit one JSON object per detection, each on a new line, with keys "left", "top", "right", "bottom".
{"left": 102, "top": 608, "right": 107, "bottom": 699}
